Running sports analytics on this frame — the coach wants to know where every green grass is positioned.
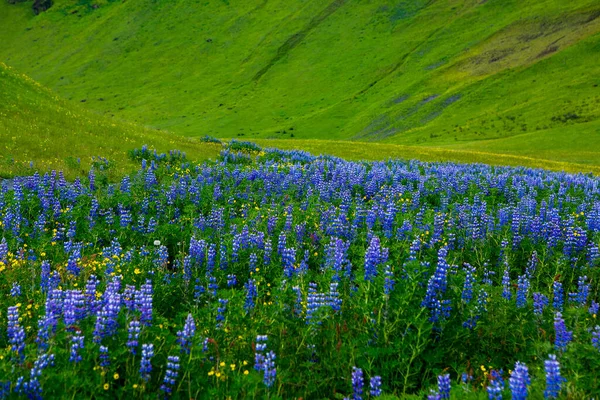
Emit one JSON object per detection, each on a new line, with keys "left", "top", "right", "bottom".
{"left": 0, "top": 62, "right": 221, "bottom": 179}
{"left": 0, "top": 0, "right": 599, "bottom": 167}
{"left": 1, "top": 60, "right": 598, "bottom": 182}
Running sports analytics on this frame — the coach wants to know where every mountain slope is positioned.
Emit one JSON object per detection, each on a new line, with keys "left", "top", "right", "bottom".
{"left": 1, "top": 0, "right": 599, "bottom": 165}
{"left": 0, "top": 62, "right": 221, "bottom": 178}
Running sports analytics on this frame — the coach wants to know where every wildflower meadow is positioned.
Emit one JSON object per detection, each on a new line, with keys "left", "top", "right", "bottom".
{"left": 0, "top": 141, "right": 599, "bottom": 399}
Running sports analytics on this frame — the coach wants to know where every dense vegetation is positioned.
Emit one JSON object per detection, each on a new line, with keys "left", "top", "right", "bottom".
{"left": 1, "top": 0, "right": 600, "bottom": 166}
{"left": 1, "top": 142, "right": 599, "bottom": 399}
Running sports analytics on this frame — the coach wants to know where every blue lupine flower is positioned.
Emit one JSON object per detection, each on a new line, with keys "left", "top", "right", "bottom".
{"left": 15, "top": 352, "right": 55, "bottom": 399}
{"left": 137, "top": 280, "right": 153, "bottom": 326}
{"left": 533, "top": 293, "right": 549, "bottom": 316}
{"left": 120, "top": 175, "right": 131, "bottom": 193}
{"left": 351, "top": 366, "right": 364, "bottom": 400}
{"left": 282, "top": 246, "right": 297, "bottom": 278}
{"left": 99, "top": 346, "right": 110, "bottom": 368}
{"left": 383, "top": 265, "right": 395, "bottom": 296}
{"left": 509, "top": 362, "right": 530, "bottom": 400}
{"left": 244, "top": 279, "right": 258, "bottom": 312}
{"left": 525, "top": 251, "right": 538, "bottom": 278}
{"left": 501, "top": 268, "right": 511, "bottom": 301}
{"left": 160, "top": 355, "right": 180, "bottom": 395}
{"left": 207, "top": 275, "right": 218, "bottom": 297}
{"left": 369, "top": 375, "right": 382, "bottom": 397}
{"left": 328, "top": 282, "right": 342, "bottom": 312}
{"left": 462, "top": 264, "right": 475, "bottom": 303}
{"left": 64, "top": 290, "right": 85, "bottom": 328}
{"left": 576, "top": 276, "right": 590, "bottom": 305}
{"left": 263, "top": 351, "right": 277, "bottom": 388}
{"left": 194, "top": 279, "right": 205, "bottom": 301}
{"left": 591, "top": 326, "right": 600, "bottom": 350}
{"left": 554, "top": 312, "right": 572, "bottom": 351}
{"left": 40, "top": 261, "right": 51, "bottom": 294}
{"left": 364, "top": 236, "right": 382, "bottom": 282}
{"left": 422, "top": 247, "right": 452, "bottom": 323}
{"left": 254, "top": 335, "right": 268, "bottom": 371}
{"left": 88, "top": 169, "right": 96, "bottom": 191}
{"left": 140, "top": 343, "right": 154, "bottom": 381}
{"left": 461, "top": 373, "right": 472, "bottom": 383}
{"left": 84, "top": 275, "right": 101, "bottom": 316}
{"left": 0, "top": 381, "right": 10, "bottom": 399}
{"left": 516, "top": 275, "right": 529, "bottom": 308}
{"left": 263, "top": 239, "right": 272, "bottom": 265}
{"left": 177, "top": 314, "right": 196, "bottom": 354}
{"left": 0, "top": 237, "right": 8, "bottom": 265}
{"left": 127, "top": 319, "right": 141, "bottom": 354}
{"left": 249, "top": 252, "right": 258, "bottom": 272}
{"left": 7, "top": 306, "right": 25, "bottom": 362}
{"left": 544, "top": 354, "right": 565, "bottom": 399}
{"left": 277, "top": 232, "right": 287, "bottom": 256}
{"left": 10, "top": 282, "right": 21, "bottom": 297}
{"left": 216, "top": 298, "right": 228, "bottom": 327}
{"left": 437, "top": 374, "right": 451, "bottom": 399}
{"left": 207, "top": 244, "right": 217, "bottom": 273}
{"left": 69, "top": 332, "right": 84, "bottom": 363}
{"left": 486, "top": 369, "right": 504, "bottom": 400}
{"left": 589, "top": 301, "right": 599, "bottom": 316}
{"left": 552, "top": 282, "right": 563, "bottom": 312}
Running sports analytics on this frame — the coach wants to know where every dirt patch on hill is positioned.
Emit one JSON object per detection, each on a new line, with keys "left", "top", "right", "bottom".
{"left": 450, "top": 8, "right": 600, "bottom": 77}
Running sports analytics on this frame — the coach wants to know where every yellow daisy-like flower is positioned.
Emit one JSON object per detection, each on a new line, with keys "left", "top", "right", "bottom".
{"left": 134, "top": 268, "right": 141, "bottom": 275}
{"left": 220, "top": 361, "right": 226, "bottom": 367}
{"left": 243, "top": 370, "right": 249, "bottom": 375}
{"left": 113, "top": 373, "right": 119, "bottom": 380}
{"left": 103, "top": 384, "right": 109, "bottom": 390}
{"left": 133, "top": 384, "right": 138, "bottom": 389}
{"left": 215, "top": 372, "right": 221, "bottom": 378}
{"left": 208, "top": 370, "right": 215, "bottom": 376}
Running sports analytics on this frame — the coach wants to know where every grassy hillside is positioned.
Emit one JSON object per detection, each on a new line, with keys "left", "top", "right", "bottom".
{"left": 0, "top": 62, "right": 221, "bottom": 179}
{"left": 4, "top": 61, "right": 597, "bottom": 186}
{"left": 1, "top": 0, "right": 599, "bottom": 168}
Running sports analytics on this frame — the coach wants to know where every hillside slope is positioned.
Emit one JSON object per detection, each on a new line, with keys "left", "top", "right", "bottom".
{"left": 1, "top": 0, "right": 599, "bottom": 164}
{"left": 0, "top": 62, "right": 221, "bottom": 178}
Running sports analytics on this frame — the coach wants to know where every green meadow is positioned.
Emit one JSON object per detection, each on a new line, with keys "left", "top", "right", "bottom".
{"left": 0, "top": 0, "right": 599, "bottom": 172}
{"left": 0, "top": 62, "right": 221, "bottom": 179}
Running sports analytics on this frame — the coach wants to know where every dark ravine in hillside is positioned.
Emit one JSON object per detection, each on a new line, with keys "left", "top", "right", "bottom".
{"left": 32, "top": 0, "right": 53, "bottom": 14}
{"left": 6, "top": 0, "right": 53, "bottom": 14}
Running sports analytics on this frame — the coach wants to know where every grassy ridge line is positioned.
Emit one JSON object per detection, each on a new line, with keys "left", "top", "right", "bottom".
{"left": 0, "top": 62, "right": 221, "bottom": 179}
{"left": 250, "top": 138, "right": 600, "bottom": 175}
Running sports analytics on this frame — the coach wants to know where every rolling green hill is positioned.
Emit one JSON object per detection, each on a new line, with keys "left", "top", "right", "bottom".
{"left": 0, "top": 62, "right": 221, "bottom": 178}
{"left": 4, "top": 61, "right": 598, "bottom": 183}
{"left": 1, "top": 0, "right": 599, "bottom": 167}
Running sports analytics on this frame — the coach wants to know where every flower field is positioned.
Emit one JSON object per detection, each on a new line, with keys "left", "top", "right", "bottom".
{"left": 1, "top": 142, "right": 599, "bottom": 399}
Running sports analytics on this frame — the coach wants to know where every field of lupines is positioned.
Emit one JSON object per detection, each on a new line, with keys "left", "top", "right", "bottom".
{"left": 0, "top": 141, "right": 599, "bottom": 399}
